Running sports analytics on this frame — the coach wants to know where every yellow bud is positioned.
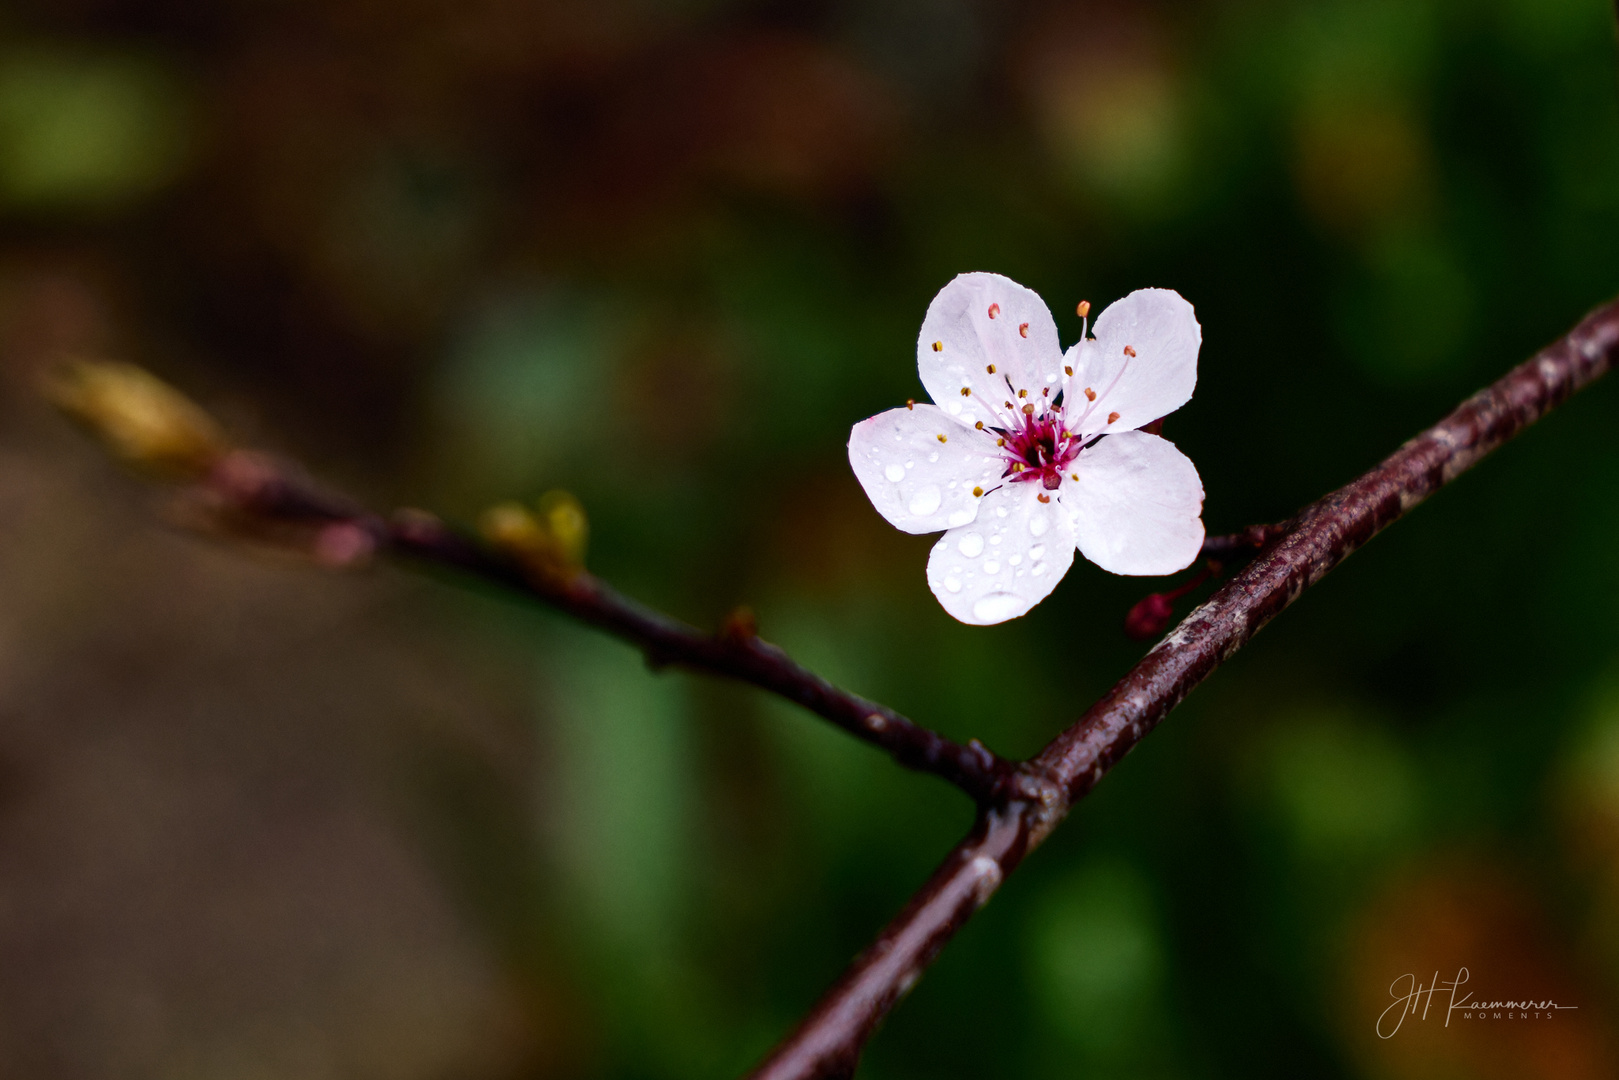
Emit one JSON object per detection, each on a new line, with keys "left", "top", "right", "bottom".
{"left": 536, "top": 489, "right": 587, "bottom": 569}
{"left": 478, "top": 501, "right": 544, "bottom": 551}
{"left": 47, "top": 360, "right": 225, "bottom": 477}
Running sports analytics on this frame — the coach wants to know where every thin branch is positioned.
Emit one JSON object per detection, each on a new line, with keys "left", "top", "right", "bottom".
{"left": 744, "top": 295, "right": 1619, "bottom": 1079}
{"left": 187, "top": 450, "right": 1018, "bottom": 804}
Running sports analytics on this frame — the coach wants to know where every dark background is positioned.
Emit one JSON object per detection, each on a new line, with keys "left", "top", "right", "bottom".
{"left": 1, "top": 0, "right": 1617, "bottom": 1077}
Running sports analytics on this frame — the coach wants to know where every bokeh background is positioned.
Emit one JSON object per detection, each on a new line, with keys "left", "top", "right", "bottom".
{"left": 2, "top": 0, "right": 1618, "bottom": 1077}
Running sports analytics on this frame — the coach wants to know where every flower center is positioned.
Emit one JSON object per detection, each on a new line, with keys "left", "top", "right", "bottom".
{"left": 999, "top": 405, "right": 1082, "bottom": 490}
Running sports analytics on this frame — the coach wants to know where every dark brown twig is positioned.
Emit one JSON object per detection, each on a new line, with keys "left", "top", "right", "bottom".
{"left": 188, "top": 450, "right": 1017, "bottom": 805}
{"left": 744, "top": 297, "right": 1619, "bottom": 1079}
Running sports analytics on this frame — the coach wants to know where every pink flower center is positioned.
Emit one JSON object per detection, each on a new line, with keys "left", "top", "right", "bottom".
{"left": 999, "top": 405, "right": 1083, "bottom": 490}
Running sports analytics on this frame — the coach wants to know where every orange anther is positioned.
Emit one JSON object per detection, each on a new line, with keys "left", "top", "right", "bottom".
{"left": 1018, "top": 322, "right": 1029, "bottom": 337}
{"left": 1107, "top": 411, "right": 1120, "bottom": 424}
{"left": 1037, "top": 492, "right": 1051, "bottom": 503}
{"left": 1076, "top": 300, "right": 1091, "bottom": 317}
{"left": 1124, "top": 345, "right": 1137, "bottom": 357}
{"left": 1084, "top": 387, "right": 1096, "bottom": 401}
{"left": 987, "top": 303, "right": 1000, "bottom": 319}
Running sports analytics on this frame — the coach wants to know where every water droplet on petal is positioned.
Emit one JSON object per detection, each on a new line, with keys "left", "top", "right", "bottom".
{"left": 947, "top": 401, "right": 963, "bottom": 415}
{"left": 1008, "top": 554, "right": 1021, "bottom": 566}
{"left": 884, "top": 463, "right": 906, "bottom": 483}
{"left": 929, "top": 452, "right": 939, "bottom": 463}
{"left": 945, "top": 577, "right": 962, "bottom": 593}
{"left": 947, "top": 510, "right": 973, "bottom": 527}
{"left": 1032, "top": 563, "right": 1047, "bottom": 576}
{"left": 984, "top": 560, "right": 1001, "bottom": 574}
{"left": 972, "top": 593, "right": 1023, "bottom": 622}
{"left": 1028, "top": 513, "right": 1048, "bottom": 537}
{"left": 908, "top": 486, "right": 942, "bottom": 515}
{"left": 958, "top": 532, "right": 984, "bottom": 557}
{"left": 1029, "top": 544, "right": 1045, "bottom": 560}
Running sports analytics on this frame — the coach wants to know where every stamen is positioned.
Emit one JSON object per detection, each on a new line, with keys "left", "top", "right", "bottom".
{"left": 1018, "top": 322, "right": 1029, "bottom": 338}
{"left": 938, "top": 433, "right": 948, "bottom": 442}
{"left": 1037, "top": 492, "right": 1051, "bottom": 503}
{"left": 1017, "top": 389, "right": 1027, "bottom": 399}
{"left": 1013, "top": 463, "right": 1024, "bottom": 472}
{"left": 931, "top": 341, "right": 943, "bottom": 353}
{"left": 960, "top": 387, "right": 971, "bottom": 396}
{"left": 987, "top": 303, "right": 1000, "bottom": 319}
{"left": 1070, "top": 472, "right": 1078, "bottom": 480}
{"left": 986, "top": 364, "right": 996, "bottom": 374}
{"left": 1084, "top": 387, "right": 1096, "bottom": 401}
{"left": 974, "top": 420, "right": 985, "bottom": 430}
{"left": 906, "top": 399, "right": 915, "bottom": 409}
{"left": 1076, "top": 300, "right": 1090, "bottom": 317}
{"left": 996, "top": 438, "right": 1005, "bottom": 446}
{"left": 1124, "top": 345, "right": 1137, "bottom": 357}
{"left": 1041, "top": 387, "right": 1049, "bottom": 397}
{"left": 1004, "top": 400, "right": 1014, "bottom": 409}
{"left": 973, "top": 486, "right": 983, "bottom": 496}
{"left": 1064, "top": 365, "right": 1073, "bottom": 376}
{"left": 1021, "top": 403, "right": 1035, "bottom": 415}
{"left": 1107, "top": 411, "right": 1120, "bottom": 424}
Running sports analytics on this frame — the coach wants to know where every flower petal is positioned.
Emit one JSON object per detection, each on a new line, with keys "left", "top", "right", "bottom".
{"left": 925, "top": 483, "right": 1076, "bottom": 624}
{"left": 848, "top": 404, "right": 1005, "bottom": 535}
{"left": 1063, "top": 430, "right": 1204, "bottom": 576}
{"left": 917, "top": 272, "right": 1065, "bottom": 431}
{"left": 1064, "top": 288, "right": 1199, "bottom": 436}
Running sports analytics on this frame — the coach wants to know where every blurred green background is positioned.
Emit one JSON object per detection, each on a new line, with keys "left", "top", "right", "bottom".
{"left": 1, "top": 0, "right": 1617, "bottom": 1077}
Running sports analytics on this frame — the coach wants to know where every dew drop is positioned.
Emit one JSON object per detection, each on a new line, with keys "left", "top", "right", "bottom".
{"left": 908, "top": 486, "right": 942, "bottom": 515}
{"left": 884, "top": 464, "right": 906, "bottom": 483}
{"left": 929, "top": 452, "right": 940, "bottom": 463}
{"left": 945, "top": 577, "right": 962, "bottom": 593}
{"left": 1029, "top": 544, "right": 1045, "bottom": 560}
{"left": 947, "top": 510, "right": 973, "bottom": 527}
{"left": 984, "top": 560, "right": 1001, "bottom": 574}
{"left": 947, "top": 401, "right": 963, "bottom": 415}
{"left": 990, "top": 534, "right": 1003, "bottom": 545}
{"left": 1032, "top": 563, "right": 1047, "bottom": 577}
{"left": 958, "top": 532, "right": 984, "bottom": 557}
{"left": 972, "top": 593, "right": 1023, "bottom": 622}
{"left": 1008, "top": 554, "right": 1022, "bottom": 566}
{"left": 1028, "top": 513, "right": 1048, "bottom": 537}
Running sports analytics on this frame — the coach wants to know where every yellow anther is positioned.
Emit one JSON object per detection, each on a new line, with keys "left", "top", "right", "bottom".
{"left": 906, "top": 398, "right": 915, "bottom": 409}
{"left": 974, "top": 420, "right": 985, "bottom": 430}
{"left": 986, "top": 364, "right": 996, "bottom": 374}
{"left": 937, "top": 434, "right": 948, "bottom": 443}
{"left": 1076, "top": 300, "right": 1091, "bottom": 317}
{"left": 931, "top": 341, "right": 943, "bottom": 352}
{"left": 960, "top": 387, "right": 971, "bottom": 396}
{"left": 972, "top": 486, "right": 984, "bottom": 497}
{"left": 1017, "top": 389, "right": 1027, "bottom": 399}
{"left": 1064, "top": 365, "right": 1073, "bottom": 376}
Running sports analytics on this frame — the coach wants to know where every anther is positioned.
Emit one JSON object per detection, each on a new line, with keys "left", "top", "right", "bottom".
{"left": 1022, "top": 403, "right": 1035, "bottom": 415}
{"left": 938, "top": 433, "right": 948, "bottom": 442}
{"left": 906, "top": 398, "right": 915, "bottom": 409}
{"left": 1037, "top": 492, "right": 1051, "bottom": 503}
{"left": 986, "top": 364, "right": 996, "bottom": 374}
{"left": 974, "top": 420, "right": 984, "bottom": 430}
{"left": 1013, "top": 463, "right": 1024, "bottom": 472}
{"left": 1017, "top": 389, "right": 1027, "bottom": 399}
{"left": 1018, "top": 322, "right": 1029, "bottom": 338}
{"left": 960, "top": 387, "right": 971, "bottom": 396}
{"left": 1070, "top": 472, "right": 1078, "bottom": 480}
{"left": 972, "top": 486, "right": 983, "bottom": 496}
{"left": 996, "top": 438, "right": 1005, "bottom": 446}
{"left": 1041, "top": 387, "right": 1049, "bottom": 397}
{"left": 1076, "top": 300, "right": 1091, "bottom": 317}
{"left": 931, "top": 341, "right": 943, "bottom": 353}
{"left": 1124, "top": 345, "right": 1137, "bottom": 357}
{"left": 1004, "top": 401, "right": 1014, "bottom": 409}
{"left": 1064, "top": 365, "right": 1073, "bottom": 376}
{"left": 987, "top": 303, "right": 1000, "bottom": 319}
{"left": 1107, "top": 411, "right": 1120, "bottom": 424}
{"left": 1084, "top": 387, "right": 1096, "bottom": 401}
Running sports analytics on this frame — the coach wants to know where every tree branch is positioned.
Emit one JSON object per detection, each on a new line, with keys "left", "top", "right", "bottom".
{"left": 743, "top": 295, "right": 1619, "bottom": 1079}
{"left": 182, "top": 450, "right": 1018, "bottom": 805}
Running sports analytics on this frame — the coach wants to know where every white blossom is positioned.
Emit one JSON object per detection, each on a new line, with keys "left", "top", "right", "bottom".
{"left": 848, "top": 272, "right": 1205, "bottom": 625}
